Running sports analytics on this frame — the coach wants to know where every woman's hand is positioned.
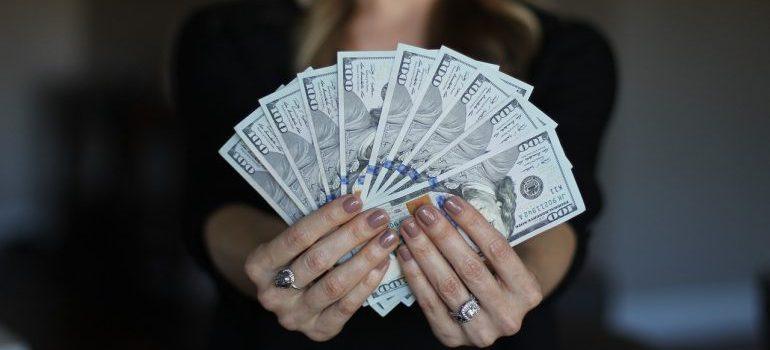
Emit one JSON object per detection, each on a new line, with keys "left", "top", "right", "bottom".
{"left": 244, "top": 194, "right": 398, "bottom": 341}
{"left": 396, "top": 196, "right": 543, "bottom": 347}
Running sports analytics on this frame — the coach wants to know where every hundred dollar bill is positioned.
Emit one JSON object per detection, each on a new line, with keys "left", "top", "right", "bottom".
{"left": 219, "top": 135, "right": 304, "bottom": 224}
{"left": 374, "top": 69, "right": 537, "bottom": 198}
{"left": 235, "top": 107, "right": 313, "bottom": 214}
{"left": 365, "top": 192, "right": 453, "bottom": 311}
{"left": 360, "top": 44, "right": 437, "bottom": 200}
{"left": 298, "top": 66, "right": 341, "bottom": 201}
{"left": 337, "top": 51, "right": 395, "bottom": 195}
{"left": 373, "top": 97, "right": 556, "bottom": 202}
{"left": 385, "top": 129, "right": 584, "bottom": 248}
{"left": 369, "top": 46, "right": 496, "bottom": 198}
{"left": 260, "top": 78, "right": 328, "bottom": 209}
{"left": 368, "top": 130, "right": 583, "bottom": 307}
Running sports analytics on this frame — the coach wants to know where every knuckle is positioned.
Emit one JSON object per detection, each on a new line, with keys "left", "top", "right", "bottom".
{"left": 437, "top": 276, "right": 463, "bottom": 300}
{"left": 304, "top": 249, "right": 330, "bottom": 275}
{"left": 360, "top": 245, "right": 382, "bottom": 267}
{"left": 277, "top": 314, "right": 298, "bottom": 331}
{"left": 419, "top": 297, "right": 442, "bottom": 315}
{"left": 459, "top": 255, "right": 486, "bottom": 283}
{"left": 487, "top": 239, "right": 512, "bottom": 262}
{"left": 499, "top": 315, "right": 522, "bottom": 336}
{"left": 305, "top": 329, "right": 334, "bottom": 342}
{"left": 244, "top": 251, "right": 265, "bottom": 284}
{"left": 410, "top": 243, "right": 432, "bottom": 260}
{"left": 320, "top": 205, "right": 344, "bottom": 225}
{"left": 522, "top": 281, "right": 543, "bottom": 309}
{"left": 256, "top": 290, "right": 279, "bottom": 312}
{"left": 349, "top": 224, "right": 371, "bottom": 243}
{"left": 474, "top": 331, "right": 498, "bottom": 348}
{"left": 284, "top": 227, "right": 313, "bottom": 252}
{"left": 336, "top": 298, "right": 359, "bottom": 316}
{"left": 438, "top": 334, "right": 465, "bottom": 348}
{"left": 321, "top": 274, "right": 347, "bottom": 300}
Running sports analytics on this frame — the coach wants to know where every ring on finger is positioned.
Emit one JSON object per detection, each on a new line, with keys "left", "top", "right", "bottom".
{"left": 274, "top": 267, "right": 303, "bottom": 290}
{"left": 450, "top": 296, "right": 480, "bottom": 324}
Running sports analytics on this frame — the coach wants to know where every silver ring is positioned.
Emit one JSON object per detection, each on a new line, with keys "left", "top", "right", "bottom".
{"left": 274, "top": 268, "right": 302, "bottom": 290}
{"left": 450, "top": 297, "right": 480, "bottom": 324}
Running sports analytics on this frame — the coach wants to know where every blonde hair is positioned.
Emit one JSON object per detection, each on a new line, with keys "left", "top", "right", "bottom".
{"left": 294, "top": 0, "right": 542, "bottom": 77}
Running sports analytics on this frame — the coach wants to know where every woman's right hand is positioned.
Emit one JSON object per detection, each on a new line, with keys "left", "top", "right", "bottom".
{"left": 244, "top": 194, "right": 397, "bottom": 341}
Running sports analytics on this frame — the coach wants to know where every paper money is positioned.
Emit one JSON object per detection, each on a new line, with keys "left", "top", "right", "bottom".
{"left": 369, "top": 46, "right": 495, "bottom": 198}
{"left": 367, "top": 130, "right": 583, "bottom": 306}
{"left": 373, "top": 97, "right": 555, "bottom": 202}
{"left": 219, "top": 135, "right": 303, "bottom": 224}
{"left": 337, "top": 51, "right": 395, "bottom": 195}
{"left": 373, "top": 69, "right": 533, "bottom": 199}
{"left": 260, "top": 78, "right": 328, "bottom": 209}
{"left": 298, "top": 66, "right": 341, "bottom": 201}
{"left": 219, "top": 44, "right": 586, "bottom": 317}
{"left": 361, "top": 44, "right": 437, "bottom": 200}
{"left": 388, "top": 129, "right": 584, "bottom": 247}
{"left": 234, "top": 107, "right": 313, "bottom": 214}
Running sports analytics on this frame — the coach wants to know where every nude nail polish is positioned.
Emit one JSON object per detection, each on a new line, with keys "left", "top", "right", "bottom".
{"left": 415, "top": 206, "right": 437, "bottom": 226}
{"left": 402, "top": 218, "right": 421, "bottom": 238}
{"left": 443, "top": 196, "right": 463, "bottom": 215}
{"left": 379, "top": 230, "right": 397, "bottom": 248}
{"left": 342, "top": 195, "right": 362, "bottom": 213}
{"left": 367, "top": 209, "right": 389, "bottom": 228}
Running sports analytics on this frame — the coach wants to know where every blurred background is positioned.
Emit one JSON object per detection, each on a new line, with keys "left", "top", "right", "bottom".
{"left": 1, "top": 0, "right": 768, "bottom": 349}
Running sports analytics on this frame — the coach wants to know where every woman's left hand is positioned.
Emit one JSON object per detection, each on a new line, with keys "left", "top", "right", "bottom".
{"left": 396, "top": 196, "right": 543, "bottom": 348}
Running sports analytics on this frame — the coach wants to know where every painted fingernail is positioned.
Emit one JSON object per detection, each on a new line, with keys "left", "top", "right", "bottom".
{"left": 367, "top": 209, "right": 389, "bottom": 228}
{"left": 402, "top": 218, "right": 421, "bottom": 238}
{"left": 444, "top": 196, "right": 463, "bottom": 215}
{"left": 377, "top": 258, "right": 390, "bottom": 271}
{"left": 415, "top": 206, "right": 437, "bottom": 226}
{"left": 379, "top": 229, "right": 397, "bottom": 248}
{"left": 343, "top": 195, "right": 362, "bottom": 213}
{"left": 398, "top": 246, "right": 413, "bottom": 261}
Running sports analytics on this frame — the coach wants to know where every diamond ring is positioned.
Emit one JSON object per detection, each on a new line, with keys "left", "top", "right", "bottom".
{"left": 450, "top": 296, "right": 480, "bottom": 324}
{"left": 273, "top": 268, "right": 302, "bottom": 290}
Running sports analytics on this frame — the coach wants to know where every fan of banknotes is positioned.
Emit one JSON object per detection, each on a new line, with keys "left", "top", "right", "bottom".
{"left": 219, "top": 44, "right": 585, "bottom": 316}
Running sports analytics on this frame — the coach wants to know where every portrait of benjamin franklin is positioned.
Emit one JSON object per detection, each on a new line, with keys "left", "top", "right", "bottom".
{"left": 429, "top": 129, "right": 520, "bottom": 240}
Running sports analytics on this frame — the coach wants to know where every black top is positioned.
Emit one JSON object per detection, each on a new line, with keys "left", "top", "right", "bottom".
{"left": 173, "top": 1, "right": 615, "bottom": 348}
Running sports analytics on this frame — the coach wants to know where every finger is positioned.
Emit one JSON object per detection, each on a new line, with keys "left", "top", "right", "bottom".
{"left": 399, "top": 217, "right": 472, "bottom": 311}
{"left": 399, "top": 244, "right": 502, "bottom": 348}
{"left": 412, "top": 204, "right": 505, "bottom": 311}
{"left": 313, "top": 257, "right": 391, "bottom": 341}
{"left": 397, "top": 246, "right": 467, "bottom": 348}
{"left": 303, "top": 229, "right": 399, "bottom": 310}
{"left": 258, "top": 194, "right": 364, "bottom": 271}
{"left": 441, "top": 196, "right": 530, "bottom": 290}
{"left": 289, "top": 208, "right": 389, "bottom": 287}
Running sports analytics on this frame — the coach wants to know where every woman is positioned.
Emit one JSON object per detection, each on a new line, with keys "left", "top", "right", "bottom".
{"left": 174, "top": 0, "right": 615, "bottom": 348}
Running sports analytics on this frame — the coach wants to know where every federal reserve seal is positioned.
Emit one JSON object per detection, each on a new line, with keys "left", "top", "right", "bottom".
{"left": 520, "top": 176, "right": 544, "bottom": 200}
